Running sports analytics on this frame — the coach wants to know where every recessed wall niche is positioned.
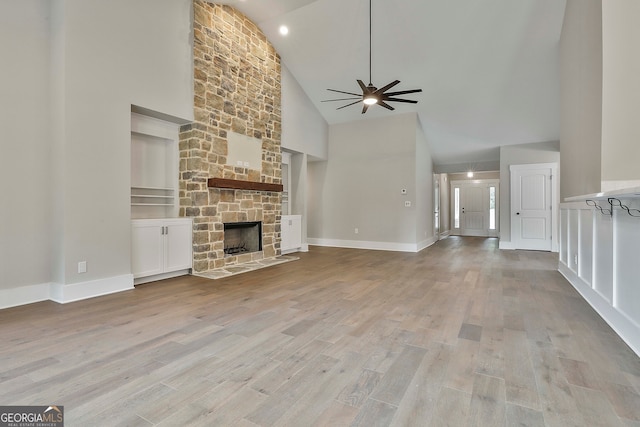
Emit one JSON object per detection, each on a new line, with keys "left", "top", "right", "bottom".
{"left": 179, "top": 2, "right": 282, "bottom": 273}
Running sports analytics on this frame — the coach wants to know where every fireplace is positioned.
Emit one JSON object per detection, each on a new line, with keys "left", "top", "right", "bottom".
{"left": 223, "top": 221, "right": 263, "bottom": 257}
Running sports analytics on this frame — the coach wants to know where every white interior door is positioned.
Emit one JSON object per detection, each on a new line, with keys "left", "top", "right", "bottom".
{"left": 451, "top": 180, "right": 499, "bottom": 237}
{"left": 510, "top": 164, "right": 554, "bottom": 251}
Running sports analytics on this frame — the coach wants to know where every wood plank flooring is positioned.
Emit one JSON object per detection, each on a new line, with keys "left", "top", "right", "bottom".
{"left": 1, "top": 237, "right": 639, "bottom": 426}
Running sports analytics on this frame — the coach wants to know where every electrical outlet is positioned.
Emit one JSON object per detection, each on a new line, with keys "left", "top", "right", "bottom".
{"left": 405, "top": 201, "right": 411, "bottom": 207}
{"left": 354, "top": 228, "right": 359, "bottom": 234}
{"left": 78, "top": 261, "right": 87, "bottom": 274}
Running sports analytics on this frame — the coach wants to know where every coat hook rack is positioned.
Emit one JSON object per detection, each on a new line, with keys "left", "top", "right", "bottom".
{"left": 608, "top": 197, "right": 640, "bottom": 217}
{"left": 586, "top": 199, "right": 612, "bottom": 216}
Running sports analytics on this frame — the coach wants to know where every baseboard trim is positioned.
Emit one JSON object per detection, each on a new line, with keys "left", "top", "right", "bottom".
{"left": 0, "top": 282, "right": 51, "bottom": 309}
{"left": 1, "top": 274, "right": 135, "bottom": 309}
{"left": 499, "top": 240, "right": 515, "bottom": 250}
{"left": 133, "top": 270, "right": 189, "bottom": 286}
{"left": 308, "top": 237, "right": 436, "bottom": 253}
{"left": 558, "top": 261, "right": 640, "bottom": 357}
{"left": 280, "top": 242, "right": 309, "bottom": 255}
{"left": 50, "top": 274, "right": 134, "bottom": 304}
{"left": 438, "top": 230, "right": 451, "bottom": 240}
{"left": 417, "top": 236, "right": 438, "bottom": 252}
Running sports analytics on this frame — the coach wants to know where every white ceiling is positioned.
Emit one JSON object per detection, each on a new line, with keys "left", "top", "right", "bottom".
{"left": 217, "top": 0, "right": 567, "bottom": 168}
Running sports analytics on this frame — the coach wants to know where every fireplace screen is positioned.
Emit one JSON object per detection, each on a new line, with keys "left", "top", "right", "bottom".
{"left": 223, "top": 221, "right": 262, "bottom": 256}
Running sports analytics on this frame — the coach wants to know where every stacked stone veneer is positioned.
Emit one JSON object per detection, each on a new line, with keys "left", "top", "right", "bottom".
{"left": 179, "top": 1, "right": 282, "bottom": 273}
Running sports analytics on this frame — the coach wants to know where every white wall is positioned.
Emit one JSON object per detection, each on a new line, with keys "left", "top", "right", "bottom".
{"left": 0, "top": 1, "right": 52, "bottom": 290}
{"left": 281, "top": 63, "right": 328, "bottom": 252}
{"left": 281, "top": 65, "right": 328, "bottom": 161}
{"left": 415, "top": 123, "right": 434, "bottom": 248}
{"left": 308, "top": 113, "right": 433, "bottom": 252}
{"left": 560, "top": 0, "right": 602, "bottom": 199}
{"left": 600, "top": 0, "right": 640, "bottom": 190}
{"left": 54, "top": 0, "right": 193, "bottom": 288}
{"left": 499, "top": 141, "right": 560, "bottom": 245}
{"left": 439, "top": 174, "right": 450, "bottom": 235}
{"left": 1, "top": 0, "right": 194, "bottom": 305}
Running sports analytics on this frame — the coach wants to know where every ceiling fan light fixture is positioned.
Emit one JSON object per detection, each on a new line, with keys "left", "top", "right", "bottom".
{"left": 363, "top": 95, "right": 378, "bottom": 105}
{"left": 322, "top": 0, "right": 422, "bottom": 113}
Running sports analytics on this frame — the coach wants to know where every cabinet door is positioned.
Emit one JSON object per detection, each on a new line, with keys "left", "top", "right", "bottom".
{"left": 281, "top": 215, "right": 302, "bottom": 251}
{"left": 281, "top": 215, "right": 292, "bottom": 250}
{"left": 289, "top": 216, "right": 302, "bottom": 248}
{"left": 132, "top": 222, "right": 164, "bottom": 278}
{"left": 164, "top": 220, "right": 193, "bottom": 272}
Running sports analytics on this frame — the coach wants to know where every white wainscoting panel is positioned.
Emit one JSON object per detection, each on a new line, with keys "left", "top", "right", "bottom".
{"left": 559, "top": 200, "right": 640, "bottom": 356}
{"left": 613, "top": 200, "right": 640, "bottom": 328}
{"left": 593, "top": 213, "right": 613, "bottom": 303}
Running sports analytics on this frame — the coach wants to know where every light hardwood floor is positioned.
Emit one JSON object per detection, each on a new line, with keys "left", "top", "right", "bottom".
{"left": 1, "top": 237, "right": 639, "bottom": 426}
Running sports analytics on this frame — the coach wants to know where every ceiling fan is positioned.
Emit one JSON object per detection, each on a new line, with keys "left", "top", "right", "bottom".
{"left": 322, "top": 0, "right": 422, "bottom": 114}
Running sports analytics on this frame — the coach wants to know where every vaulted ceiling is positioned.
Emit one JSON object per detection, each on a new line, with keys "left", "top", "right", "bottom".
{"left": 217, "top": 0, "right": 566, "bottom": 168}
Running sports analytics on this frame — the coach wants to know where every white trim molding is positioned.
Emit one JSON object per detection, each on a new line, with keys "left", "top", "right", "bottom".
{"left": 498, "top": 240, "right": 515, "bottom": 250}
{"left": 308, "top": 236, "right": 437, "bottom": 253}
{"left": 50, "top": 274, "right": 134, "bottom": 304}
{"left": 0, "top": 283, "right": 51, "bottom": 310}
{"left": 0, "top": 274, "right": 135, "bottom": 309}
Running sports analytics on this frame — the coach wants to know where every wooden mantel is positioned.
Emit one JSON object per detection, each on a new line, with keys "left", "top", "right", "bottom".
{"left": 207, "top": 178, "right": 283, "bottom": 192}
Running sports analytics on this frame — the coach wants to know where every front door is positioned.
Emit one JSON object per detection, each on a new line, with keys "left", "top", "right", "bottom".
{"left": 451, "top": 180, "right": 499, "bottom": 237}
{"left": 510, "top": 164, "right": 554, "bottom": 251}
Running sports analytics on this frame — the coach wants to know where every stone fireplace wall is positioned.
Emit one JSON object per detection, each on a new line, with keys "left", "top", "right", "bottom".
{"left": 179, "top": 1, "right": 282, "bottom": 272}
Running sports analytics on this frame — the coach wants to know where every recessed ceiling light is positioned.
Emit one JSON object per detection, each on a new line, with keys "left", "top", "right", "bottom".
{"left": 279, "top": 25, "right": 289, "bottom": 36}
{"left": 467, "top": 171, "right": 474, "bottom": 178}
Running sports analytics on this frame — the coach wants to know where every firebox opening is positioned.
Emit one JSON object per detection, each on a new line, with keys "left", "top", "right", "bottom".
{"left": 223, "top": 221, "right": 262, "bottom": 257}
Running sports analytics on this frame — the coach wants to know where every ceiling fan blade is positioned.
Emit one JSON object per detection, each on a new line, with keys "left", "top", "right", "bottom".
{"left": 321, "top": 97, "right": 362, "bottom": 102}
{"left": 378, "top": 100, "right": 395, "bottom": 111}
{"left": 357, "top": 80, "right": 368, "bottom": 93}
{"left": 336, "top": 100, "right": 363, "bottom": 110}
{"left": 327, "top": 88, "right": 362, "bottom": 97}
{"left": 385, "top": 88, "right": 423, "bottom": 97}
{"left": 361, "top": 103, "right": 370, "bottom": 114}
{"left": 385, "top": 97, "right": 418, "bottom": 104}
{"left": 374, "top": 80, "right": 401, "bottom": 95}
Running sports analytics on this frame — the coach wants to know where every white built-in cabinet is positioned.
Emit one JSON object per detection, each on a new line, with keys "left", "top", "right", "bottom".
{"left": 281, "top": 215, "right": 302, "bottom": 254}
{"left": 131, "top": 111, "right": 192, "bottom": 284}
{"left": 132, "top": 218, "right": 192, "bottom": 284}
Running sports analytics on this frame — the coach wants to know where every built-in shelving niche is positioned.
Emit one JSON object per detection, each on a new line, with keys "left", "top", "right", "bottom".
{"left": 130, "top": 111, "right": 181, "bottom": 219}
